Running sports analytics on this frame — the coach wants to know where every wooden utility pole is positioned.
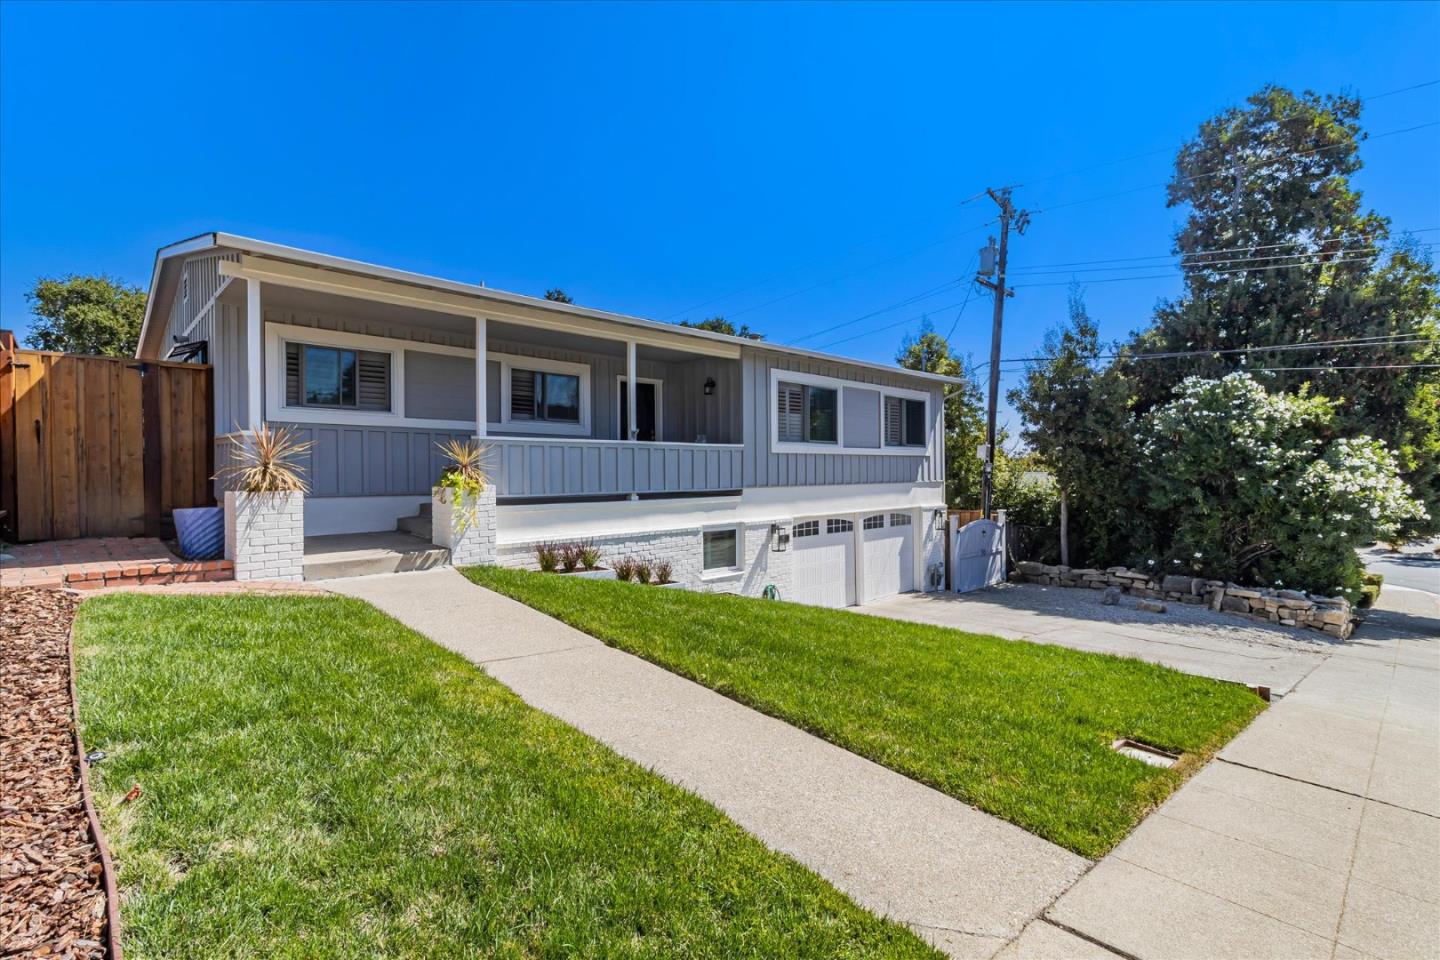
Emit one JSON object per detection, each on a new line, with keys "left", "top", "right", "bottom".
{"left": 975, "top": 187, "right": 1028, "bottom": 518}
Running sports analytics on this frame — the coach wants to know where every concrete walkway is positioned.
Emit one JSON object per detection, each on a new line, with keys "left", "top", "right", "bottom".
{"left": 1030, "top": 586, "right": 1440, "bottom": 960}
{"left": 331, "top": 568, "right": 1088, "bottom": 959}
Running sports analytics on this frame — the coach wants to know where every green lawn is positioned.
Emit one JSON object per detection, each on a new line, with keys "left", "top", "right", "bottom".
{"left": 74, "top": 593, "right": 937, "bottom": 959}
{"left": 464, "top": 568, "right": 1266, "bottom": 858}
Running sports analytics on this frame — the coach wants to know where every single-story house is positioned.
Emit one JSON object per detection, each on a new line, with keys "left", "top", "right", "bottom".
{"left": 136, "top": 233, "right": 960, "bottom": 607}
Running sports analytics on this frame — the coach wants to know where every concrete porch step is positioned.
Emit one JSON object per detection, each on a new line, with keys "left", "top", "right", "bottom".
{"left": 396, "top": 515, "right": 432, "bottom": 539}
{"left": 303, "top": 531, "right": 449, "bottom": 581}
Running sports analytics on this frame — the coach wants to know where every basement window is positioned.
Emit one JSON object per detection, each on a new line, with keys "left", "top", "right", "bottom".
{"left": 703, "top": 528, "right": 739, "bottom": 571}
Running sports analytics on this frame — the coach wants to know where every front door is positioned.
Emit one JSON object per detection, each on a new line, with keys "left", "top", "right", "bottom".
{"left": 619, "top": 381, "right": 658, "bottom": 441}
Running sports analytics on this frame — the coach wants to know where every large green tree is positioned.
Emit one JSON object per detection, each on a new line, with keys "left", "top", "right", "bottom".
{"left": 1009, "top": 289, "right": 1137, "bottom": 564}
{"left": 896, "top": 319, "right": 985, "bottom": 507}
{"left": 1124, "top": 85, "right": 1440, "bottom": 528}
{"left": 24, "top": 274, "right": 146, "bottom": 357}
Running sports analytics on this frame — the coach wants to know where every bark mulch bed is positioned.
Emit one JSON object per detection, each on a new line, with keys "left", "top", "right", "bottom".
{"left": 2, "top": 588, "right": 114, "bottom": 959}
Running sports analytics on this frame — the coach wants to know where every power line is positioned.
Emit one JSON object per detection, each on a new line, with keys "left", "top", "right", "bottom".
{"left": 1007, "top": 229, "right": 1440, "bottom": 273}
{"left": 725, "top": 220, "right": 993, "bottom": 321}
{"left": 995, "top": 333, "right": 1438, "bottom": 366}
{"left": 1008, "top": 242, "right": 1439, "bottom": 279}
{"left": 785, "top": 277, "right": 967, "bottom": 345}
{"left": 813, "top": 295, "right": 976, "bottom": 350}
{"left": 1011, "top": 252, "right": 1400, "bottom": 288}
{"left": 1246, "top": 363, "right": 1440, "bottom": 372}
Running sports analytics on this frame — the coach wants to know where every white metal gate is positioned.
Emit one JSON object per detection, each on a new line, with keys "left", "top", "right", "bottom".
{"left": 952, "top": 518, "right": 1005, "bottom": 593}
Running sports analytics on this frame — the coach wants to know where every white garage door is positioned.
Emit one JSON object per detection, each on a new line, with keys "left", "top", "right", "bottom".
{"left": 791, "top": 517, "right": 856, "bottom": 608}
{"left": 861, "top": 512, "right": 916, "bottom": 603}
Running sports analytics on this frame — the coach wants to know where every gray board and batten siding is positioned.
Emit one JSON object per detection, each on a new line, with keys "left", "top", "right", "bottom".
{"left": 188, "top": 257, "right": 945, "bottom": 498}
{"left": 741, "top": 349, "right": 945, "bottom": 488}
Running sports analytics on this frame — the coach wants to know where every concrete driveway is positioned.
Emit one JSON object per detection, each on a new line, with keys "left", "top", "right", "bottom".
{"left": 859, "top": 582, "right": 1339, "bottom": 695}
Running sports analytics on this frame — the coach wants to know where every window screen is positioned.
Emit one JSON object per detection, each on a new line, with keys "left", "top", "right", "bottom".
{"left": 703, "top": 529, "right": 738, "bottom": 569}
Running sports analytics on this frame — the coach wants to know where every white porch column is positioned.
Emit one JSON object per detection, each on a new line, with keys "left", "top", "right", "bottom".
{"left": 474, "top": 316, "right": 487, "bottom": 438}
{"left": 625, "top": 339, "right": 638, "bottom": 441}
{"left": 246, "top": 278, "right": 263, "bottom": 429}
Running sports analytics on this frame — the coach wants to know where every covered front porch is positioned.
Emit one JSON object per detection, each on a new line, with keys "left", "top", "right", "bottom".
{"left": 210, "top": 254, "right": 744, "bottom": 523}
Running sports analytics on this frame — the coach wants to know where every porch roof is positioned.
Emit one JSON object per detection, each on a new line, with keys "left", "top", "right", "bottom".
{"left": 139, "top": 232, "right": 965, "bottom": 386}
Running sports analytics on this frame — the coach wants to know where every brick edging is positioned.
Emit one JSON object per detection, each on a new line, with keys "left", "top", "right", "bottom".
{"left": 65, "top": 559, "right": 234, "bottom": 590}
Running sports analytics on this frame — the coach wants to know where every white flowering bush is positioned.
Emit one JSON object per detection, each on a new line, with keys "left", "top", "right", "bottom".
{"left": 1140, "top": 373, "right": 1426, "bottom": 598}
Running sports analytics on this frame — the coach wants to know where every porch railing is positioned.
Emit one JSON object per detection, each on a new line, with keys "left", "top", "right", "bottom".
{"left": 487, "top": 437, "right": 743, "bottom": 499}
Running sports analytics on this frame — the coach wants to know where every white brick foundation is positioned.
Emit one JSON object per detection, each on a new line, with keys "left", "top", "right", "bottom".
{"left": 224, "top": 490, "right": 304, "bottom": 582}
{"left": 432, "top": 486, "right": 497, "bottom": 566}
{"left": 498, "top": 518, "right": 794, "bottom": 599}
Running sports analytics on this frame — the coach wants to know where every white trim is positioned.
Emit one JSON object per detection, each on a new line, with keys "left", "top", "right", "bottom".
{"left": 179, "top": 276, "right": 232, "bottom": 340}
{"left": 700, "top": 524, "right": 743, "bottom": 576}
{"left": 496, "top": 482, "right": 943, "bottom": 544}
{"left": 264, "top": 321, "right": 477, "bottom": 430}
{"left": 491, "top": 352, "right": 591, "bottom": 437}
{"left": 615, "top": 374, "right": 664, "bottom": 442}
{"left": 145, "top": 232, "right": 961, "bottom": 383}
{"left": 246, "top": 279, "right": 263, "bottom": 429}
{"left": 768, "top": 368, "right": 931, "bottom": 457}
{"left": 487, "top": 436, "right": 741, "bottom": 449}
{"left": 474, "top": 317, "right": 488, "bottom": 439}
{"left": 625, "top": 340, "right": 638, "bottom": 441}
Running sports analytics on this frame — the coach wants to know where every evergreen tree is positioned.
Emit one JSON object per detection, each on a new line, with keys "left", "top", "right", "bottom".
{"left": 1124, "top": 86, "right": 1440, "bottom": 528}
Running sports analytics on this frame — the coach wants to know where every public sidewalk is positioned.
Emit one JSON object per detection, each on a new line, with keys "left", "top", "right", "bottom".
{"left": 332, "top": 568, "right": 1089, "bottom": 960}
{"left": 1028, "top": 586, "right": 1440, "bottom": 960}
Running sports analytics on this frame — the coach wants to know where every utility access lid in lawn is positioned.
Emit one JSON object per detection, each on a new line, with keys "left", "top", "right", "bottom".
{"left": 464, "top": 567, "right": 1266, "bottom": 858}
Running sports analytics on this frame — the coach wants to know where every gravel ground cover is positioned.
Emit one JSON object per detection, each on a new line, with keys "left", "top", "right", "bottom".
{"left": 1, "top": 588, "right": 109, "bottom": 959}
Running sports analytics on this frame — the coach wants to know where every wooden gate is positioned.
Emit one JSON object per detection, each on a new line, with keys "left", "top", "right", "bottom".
{"left": 0, "top": 346, "right": 213, "bottom": 541}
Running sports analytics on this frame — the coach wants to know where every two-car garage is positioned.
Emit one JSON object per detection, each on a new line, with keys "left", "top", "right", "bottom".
{"left": 790, "top": 511, "right": 918, "bottom": 608}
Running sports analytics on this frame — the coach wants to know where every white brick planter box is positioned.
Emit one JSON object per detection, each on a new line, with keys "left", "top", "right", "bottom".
{"left": 432, "top": 486, "right": 497, "bottom": 567}
{"left": 224, "top": 490, "right": 304, "bottom": 582}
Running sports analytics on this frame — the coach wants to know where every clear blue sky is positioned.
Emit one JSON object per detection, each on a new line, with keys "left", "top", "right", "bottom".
{"left": 3, "top": 1, "right": 1437, "bottom": 437}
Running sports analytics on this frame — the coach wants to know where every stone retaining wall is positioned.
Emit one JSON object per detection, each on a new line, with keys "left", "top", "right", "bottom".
{"left": 1012, "top": 562, "right": 1357, "bottom": 639}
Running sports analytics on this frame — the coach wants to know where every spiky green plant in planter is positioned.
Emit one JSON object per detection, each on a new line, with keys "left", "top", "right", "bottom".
{"left": 435, "top": 439, "right": 489, "bottom": 535}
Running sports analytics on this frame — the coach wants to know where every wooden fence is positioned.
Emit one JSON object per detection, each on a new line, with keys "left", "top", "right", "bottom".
{"left": 0, "top": 345, "right": 213, "bottom": 541}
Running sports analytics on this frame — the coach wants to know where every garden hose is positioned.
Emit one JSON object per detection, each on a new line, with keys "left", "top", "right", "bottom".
{"left": 762, "top": 584, "right": 780, "bottom": 600}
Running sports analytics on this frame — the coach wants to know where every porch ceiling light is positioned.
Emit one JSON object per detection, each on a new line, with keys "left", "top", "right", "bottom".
{"left": 704, "top": 377, "right": 716, "bottom": 397}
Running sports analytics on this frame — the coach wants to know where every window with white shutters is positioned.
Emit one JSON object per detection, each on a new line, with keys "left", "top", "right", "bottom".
{"left": 284, "top": 342, "right": 390, "bottom": 411}
{"left": 510, "top": 368, "right": 581, "bottom": 423}
{"left": 884, "top": 396, "right": 926, "bottom": 447}
{"left": 777, "top": 382, "right": 804, "bottom": 442}
{"left": 778, "top": 381, "right": 838, "bottom": 444}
